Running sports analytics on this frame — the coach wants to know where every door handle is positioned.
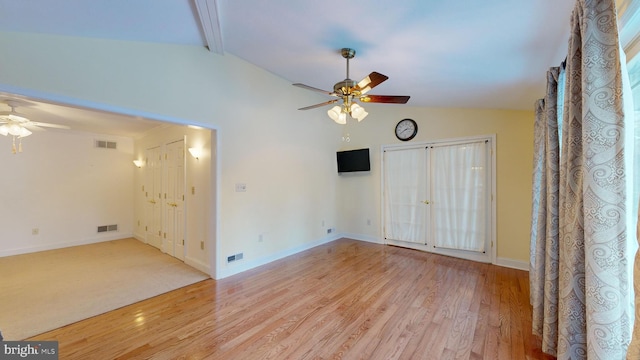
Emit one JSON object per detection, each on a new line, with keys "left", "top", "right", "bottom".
{"left": 149, "top": 199, "right": 156, "bottom": 204}
{"left": 167, "top": 202, "right": 178, "bottom": 207}
{"left": 422, "top": 200, "right": 430, "bottom": 205}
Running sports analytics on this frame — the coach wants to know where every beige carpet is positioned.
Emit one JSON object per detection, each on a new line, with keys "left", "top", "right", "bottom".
{"left": 0, "top": 238, "right": 209, "bottom": 340}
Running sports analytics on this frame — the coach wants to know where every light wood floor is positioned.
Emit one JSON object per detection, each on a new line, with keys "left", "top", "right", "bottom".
{"left": 28, "top": 239, "right": 553, "bottom": 359}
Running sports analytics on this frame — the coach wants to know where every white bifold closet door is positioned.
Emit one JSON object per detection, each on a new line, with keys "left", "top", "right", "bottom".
{"left": 144, "top": 140, "right": 187, "bottom": 261}
{"left": 164, "top": 139, "right": 186, "bottom": 261}
{"left": 145, "top": 146, "right": 163, "bottom": 250}
{"left": 383, "top": 138, "right": 492, "bottom": 263}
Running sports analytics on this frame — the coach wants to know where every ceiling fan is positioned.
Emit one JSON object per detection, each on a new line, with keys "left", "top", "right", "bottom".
{"left": 293, "top": 48, "right": 410, "bottom": 124}
{"left": 0, "top": 101, "right": 70, "bottom": 153}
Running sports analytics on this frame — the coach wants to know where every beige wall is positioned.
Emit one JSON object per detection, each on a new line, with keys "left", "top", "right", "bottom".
{"left": 0, "top": 31, "right": 535, "bottom": 274}
{"left": 0, "top": 31, "right": 344, "bottom": 278}
{"left": 0, "top": 130, "right": 134, "bottom": 256}
{"left": 336, "top": 105, "right": 534, "bottom": 263}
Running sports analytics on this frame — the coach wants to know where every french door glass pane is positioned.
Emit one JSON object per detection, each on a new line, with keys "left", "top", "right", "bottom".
{"left": 383, "top": 147, "right": 428, "bottom": 244}
{"left": 431, "top": 141, "right": 487, "bottom": 252}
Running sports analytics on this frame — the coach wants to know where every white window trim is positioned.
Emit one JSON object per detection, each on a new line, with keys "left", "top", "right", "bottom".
{"left": 618, "top": 0, "right": 640, "bottom": 60}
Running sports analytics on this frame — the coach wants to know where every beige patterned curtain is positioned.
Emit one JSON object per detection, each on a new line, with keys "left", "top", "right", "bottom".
{"left": 530, "top": 0, "right": 633, "bottom": 358}
{"left": 530, "top": 68, "right": 561, "bottom": 355}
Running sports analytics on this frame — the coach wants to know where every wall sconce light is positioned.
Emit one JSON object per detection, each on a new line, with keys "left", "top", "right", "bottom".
{"left": 188, "top": 147, "right": 203, "bottom": 160}
{"left": 133, "top": 160, "right": 144, "bottom": 168}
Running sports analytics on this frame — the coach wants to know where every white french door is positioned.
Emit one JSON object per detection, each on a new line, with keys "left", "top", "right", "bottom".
{"left": 382, "top": 136, "right": 494, "bottom": 263}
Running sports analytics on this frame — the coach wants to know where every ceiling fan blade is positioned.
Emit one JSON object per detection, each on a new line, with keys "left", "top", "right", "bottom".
{"left": 293, "top": 83, "right": 337, "bottom": 96}
{"left": 355, "top": 72, "right": 388, "bottom": 94}
{"left": 22, "top": 124, "right": 46, "bottom": 131}
{"left": 360, "top": 95, "right": 410, "bottom": 104}
{"left": 29, "top": 121, "right": 71, "bottom": 129}
{"left": 298, "top": 99, "right": 339, "bottom": 110}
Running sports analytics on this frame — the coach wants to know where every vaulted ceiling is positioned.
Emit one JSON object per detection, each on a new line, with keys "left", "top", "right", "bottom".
{"left": 0, "top": 0, "right": 575, "bottom": 137}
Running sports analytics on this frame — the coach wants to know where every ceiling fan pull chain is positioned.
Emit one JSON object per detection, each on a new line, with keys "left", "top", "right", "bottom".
{"left": 18, "top": 137, "right": 23, "bottom": 153}
{"left": 11, "top": 136, "right": 16, "bottom": 154}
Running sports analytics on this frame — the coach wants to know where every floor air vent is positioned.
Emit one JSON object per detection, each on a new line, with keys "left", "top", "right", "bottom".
{"left": 97, "top": 224, "right": 118, "bottom": 233}
{"left": 95, "top": 140, "right": 117, "bottom": 149}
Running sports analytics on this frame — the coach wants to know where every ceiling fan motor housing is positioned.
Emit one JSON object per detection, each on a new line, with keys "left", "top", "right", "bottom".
{"left": 293, "top": 47, "right": 410, "bottom": 112}
{"left": 341, "top": 48, "right": 356, "bottom": 59}
{"left": 333, "top": 79, "right": 358, "bottom": 95}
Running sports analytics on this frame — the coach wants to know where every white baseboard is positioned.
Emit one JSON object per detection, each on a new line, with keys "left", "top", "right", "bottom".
{"left": 133, "top": 232, "right": 146, "bottom": 243}
{"left": 215, "top": 234, "right": 340, "bottom": 279}
{"left": 342, "top": 234, "right": 530, "bottom": 272}
{"left": 185, "top": 257, "right": 211, "bottom": 276}
{"left": 496, "top": 257, "right": 529, "bottom": 271}
{"left": 0, "top": 232, "right": 134, "bottom": 258}
{"left": 341, "top": 233, "right": 384, "bottom": 244}
{"left": 131, "top": 236, "right": 210, "bottom": 276}
{"left": 210, "top": 232, "right": 530, "bottom": 280}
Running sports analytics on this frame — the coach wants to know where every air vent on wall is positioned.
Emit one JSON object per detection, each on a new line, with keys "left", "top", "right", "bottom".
{"left": 227, "top": 252, "right": 244, "bottom": 263}
{"left": 97, "top": 224, "right": 118, "bottom": 233}
{"left": 95, "top": 140, "right": 117, "bottom": 149}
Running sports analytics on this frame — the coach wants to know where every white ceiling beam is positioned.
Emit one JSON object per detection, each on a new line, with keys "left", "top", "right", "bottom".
{"left": 194, "top": 0, "right": 224, "bottom": 54}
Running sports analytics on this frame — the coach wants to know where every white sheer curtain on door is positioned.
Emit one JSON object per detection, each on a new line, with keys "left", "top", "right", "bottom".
{"left": 383, "top": 147, "right": 427, "bottom": 244}
{"left": 430, "top": 141, "right": 487, "bottom": 252}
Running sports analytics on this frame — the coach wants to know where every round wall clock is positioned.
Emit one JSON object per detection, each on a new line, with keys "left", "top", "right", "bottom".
{"left": 395, "top": 118, "right": 418, "bottom": 141}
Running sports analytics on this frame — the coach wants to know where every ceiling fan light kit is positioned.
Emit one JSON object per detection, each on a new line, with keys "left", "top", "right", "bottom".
{"left": 327, "top": 105, "right": 347, "bottom": 124}
{"left": 349, "top": 103, "right": 368, "bottom": 122}
{"left": 0, "top": 109, "right": 33, "bottom": 154}
{"left": 0, "top": 124, "right": 31, "bottom": 154}
{"left": 0, "top": 102, "right": 70, "bottom": 154}
{"left": 0, "top": 123, "right": 32, "bottom": 137}
{"left": 293, "top": 48, "right": 410, "bottom": 124}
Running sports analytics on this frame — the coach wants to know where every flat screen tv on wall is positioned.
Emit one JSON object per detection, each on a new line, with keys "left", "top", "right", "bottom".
{"left": 337, "top": 148, "right": 370, "bottom": 173}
